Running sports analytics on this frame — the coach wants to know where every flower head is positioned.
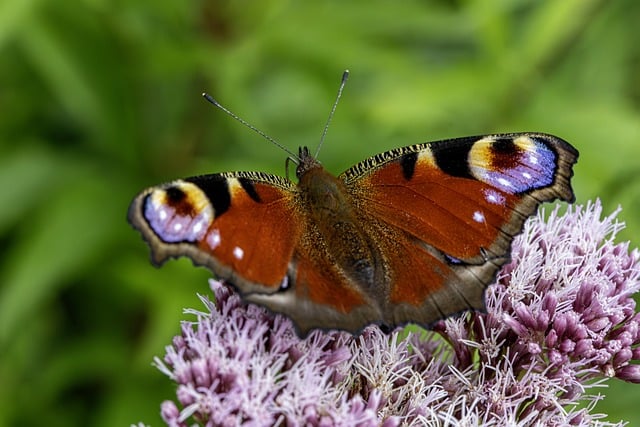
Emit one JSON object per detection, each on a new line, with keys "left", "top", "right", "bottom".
{"left": 153, "top": 200, "right": 640, "bottom": 426}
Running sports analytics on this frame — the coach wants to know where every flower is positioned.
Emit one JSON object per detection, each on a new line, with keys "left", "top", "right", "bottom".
{"left": 152, "top": 200, "right": 640, "bottom": 426}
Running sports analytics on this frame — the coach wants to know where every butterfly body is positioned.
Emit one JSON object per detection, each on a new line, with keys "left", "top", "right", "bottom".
{"left": 297, "top": 148, "right": 383, "bottom": 295}
{"left": 129, "top": 133, "right": 577, "bottom": 336}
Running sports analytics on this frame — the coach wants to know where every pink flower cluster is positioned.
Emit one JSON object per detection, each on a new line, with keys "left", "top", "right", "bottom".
{"left": 153, "top": 201, "right": 640, "bottom": 426}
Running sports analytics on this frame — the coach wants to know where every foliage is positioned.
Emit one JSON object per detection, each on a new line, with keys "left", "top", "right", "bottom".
{"left": 0, "top": 0, "right": 638, "bottom": 425}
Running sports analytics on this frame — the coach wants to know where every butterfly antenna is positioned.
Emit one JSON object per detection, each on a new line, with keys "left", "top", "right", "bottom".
{"left": 202, "top": 92, "right": 299, "bottom": 162}
{"left": 314, "top": 70, "right": 349, "bottom": 159}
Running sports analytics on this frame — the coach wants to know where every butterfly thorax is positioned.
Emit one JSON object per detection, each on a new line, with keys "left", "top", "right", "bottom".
{"left": 297, "top": 148, "right": 383, "bottom": 294}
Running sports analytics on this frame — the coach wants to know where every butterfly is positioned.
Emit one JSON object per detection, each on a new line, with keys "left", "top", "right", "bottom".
{"left": 128, "top": 75, "right": 578, "bottom": 337}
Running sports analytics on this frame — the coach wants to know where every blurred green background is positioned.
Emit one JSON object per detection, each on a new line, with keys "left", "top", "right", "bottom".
{"left": 1, "top": 0, "right": 639, "bottom": 425}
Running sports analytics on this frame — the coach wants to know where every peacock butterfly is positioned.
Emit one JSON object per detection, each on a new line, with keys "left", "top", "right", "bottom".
{"left": 128, "top": 72, "right": 578, "bottom": 337}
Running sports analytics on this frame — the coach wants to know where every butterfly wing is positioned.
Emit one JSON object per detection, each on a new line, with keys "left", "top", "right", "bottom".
{"left": 129, "top": 170, "right": 383, "bottom": 334}
{"left": 128, "top": 171, "right": 303, "bottom": 293}
{"left": 341, "top": 133, "right": 578, "bottom": 327}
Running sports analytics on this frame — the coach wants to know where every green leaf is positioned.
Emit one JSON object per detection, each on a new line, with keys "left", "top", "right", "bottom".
{"left": 0, "top": 171, "right": 122, "bottom": 345}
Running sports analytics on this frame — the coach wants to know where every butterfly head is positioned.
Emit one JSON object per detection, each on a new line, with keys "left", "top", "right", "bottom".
{"left": 295, "top": 146, "right": 322, "bottom": 179}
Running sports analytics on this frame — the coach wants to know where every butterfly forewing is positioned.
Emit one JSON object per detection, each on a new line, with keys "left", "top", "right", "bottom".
{"left": 344, "top": 133, "right": 576, "bottom": 260}
{"left": 128, "top": 171, "right": 301, "bottom": 293}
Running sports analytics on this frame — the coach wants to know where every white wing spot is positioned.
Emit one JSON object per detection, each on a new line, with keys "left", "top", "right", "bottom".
{"left": 192, "top": 221, "right": 203, "bottom": 234}
{"left": 529, "top": 155, "right": 539, "bottom": 164}
{"left": 208, "top": 229, "right": 221, "bottom": 249}
{"left": 173, "top": 222, "right": 183, "bottom": 232}
{"left": 497, "top": 177, "right": 512, "bottom": 188}
{"left": 473, "top": 211, "right": 485, "bottom": 223}
{"left": 484, "top": 189, "right": 505, "bottom": 205}
{"left": 522, "top": 172, "right": 532, "bottom": 180}
{"left": 233, "top": 246, "right": 244, "bottom": 260}
{"left": 158, "top": 209, "right": 167, "bottom": 220}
